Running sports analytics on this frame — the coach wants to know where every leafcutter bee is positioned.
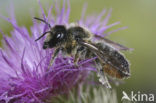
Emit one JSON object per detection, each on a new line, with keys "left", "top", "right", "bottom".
{"left": 34, "top": 17, "right": 131, "bottom": 88}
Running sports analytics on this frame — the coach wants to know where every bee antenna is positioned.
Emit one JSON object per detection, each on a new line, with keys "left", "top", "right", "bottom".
{"left": 34, "top": 17, "right": 51, "bottom": 28}
{"left": 35, "top": 31, "right": 51, "bottom": 41}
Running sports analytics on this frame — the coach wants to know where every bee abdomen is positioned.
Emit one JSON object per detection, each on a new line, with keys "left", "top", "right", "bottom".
{"left": 96, "top": 42, "right": 130, "bottom": 79}
{"left": 102, "top": 63, "right": 130, "bottom": 79}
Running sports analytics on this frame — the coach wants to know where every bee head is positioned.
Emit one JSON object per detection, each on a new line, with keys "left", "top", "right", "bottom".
{"left": 43, "top": 25, "right": 67, "bottom": 49}
{"left": 34, "top": 17, "right": 67, "bottom": 49}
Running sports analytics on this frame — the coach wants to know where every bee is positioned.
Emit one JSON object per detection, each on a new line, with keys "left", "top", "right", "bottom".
{"left": 34, "top": 17, "right": 131, "bottom": 88}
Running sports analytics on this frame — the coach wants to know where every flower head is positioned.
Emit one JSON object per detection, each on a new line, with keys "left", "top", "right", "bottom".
{"left": 0, "top": 0, "right": 126, "bottom": 102}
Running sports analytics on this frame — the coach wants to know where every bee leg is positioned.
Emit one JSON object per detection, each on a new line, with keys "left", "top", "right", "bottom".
{"left": 74, "top": 46, "right": 85, "bottom": 68}
{"left": 95, "top": 60, "right": 111, "bottom": 88}
{"left": 48, "top": 48, "right": 60, "bottom": 70}
{"left": 74, "top": 51, "right": 80, "bottom": 68}
{"left": 98, "top": 69, "right": 111, "bottom": 88}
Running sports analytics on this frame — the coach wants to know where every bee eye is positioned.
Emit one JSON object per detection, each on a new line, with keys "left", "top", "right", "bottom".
{"left": 56, "top": 33, "right": 64, "bottom": 39}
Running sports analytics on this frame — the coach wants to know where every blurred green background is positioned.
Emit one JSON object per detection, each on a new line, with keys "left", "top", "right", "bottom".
{"left": 0, "top": 0, "right": 156, "bottom": 102}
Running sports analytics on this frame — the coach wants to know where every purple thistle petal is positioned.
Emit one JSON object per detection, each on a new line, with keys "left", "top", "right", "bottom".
{"left": 97, "top": 21, "right": 121, "bottom": 34}
{"left": 79, "top": 3, "right": 88, "bottom": 25}
{"left": 102, "top": 8, "right": 112, "bottom": 26}
{"left": 38, "top": 0, "right": 46, "bottom": 20}
{"left": 95, "top": 9, "right": 107, "bottom": 24}
{"left": 38, "top": 0, "right": 49, "bottom": 33}
{"left": 9, "top": 4, "right": 17, "bottom": 26}
{"left": 55, "top": 0, "right": 61, "bottom": 16}
{"left": 46, "top": 5, "right": 55, "bottom": 26}
{"left": 47, "top": 5, "right": 53, "bottom": 24}
{"left": 90, "top": 9, "right": 107, "bottom": 32}
{"left": 103, "top": 26, "right": 128, "bottom": 36}
{"left": 58, "top": 0, "right": 66, "bottom": 24}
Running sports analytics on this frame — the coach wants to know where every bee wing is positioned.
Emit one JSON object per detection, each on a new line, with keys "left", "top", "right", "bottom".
{"left": 94, "top": 35, "right": 133, "bottom": 51}
{"left": 78, "top": 40, "right": 112, "bottom": 88}
{"left": 78, "top": 40, "right": 130, "bottom": 79}
{"left": 78, "top": 40, "right": 105, "bottom": 61}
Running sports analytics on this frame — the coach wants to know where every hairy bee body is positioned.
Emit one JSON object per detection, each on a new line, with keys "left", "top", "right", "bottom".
{"left": 59, "top": 25, "right": 91, "bottom": 56}
{"left": 78, "top": 42, "right": 130, "bottom": 79}
{"left": 34, "top": 17, "right": 131, "bottom": 87}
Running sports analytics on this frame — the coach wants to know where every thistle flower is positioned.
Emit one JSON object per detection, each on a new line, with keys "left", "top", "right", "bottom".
{"left": 0, "top": 0, "right": 126, "bottom": 102}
